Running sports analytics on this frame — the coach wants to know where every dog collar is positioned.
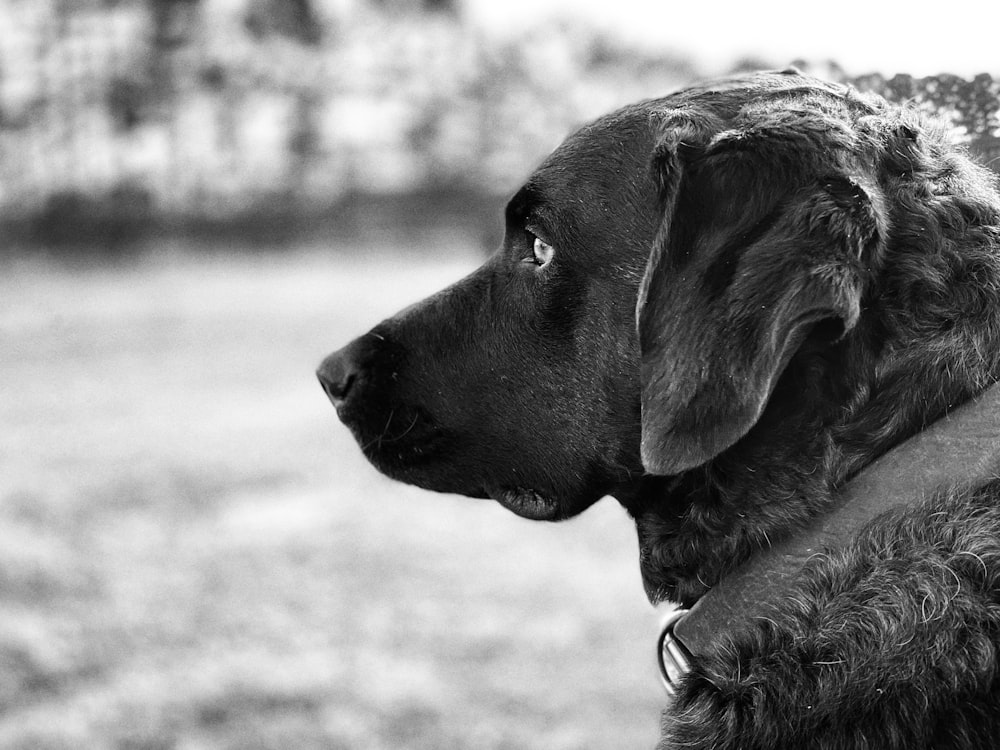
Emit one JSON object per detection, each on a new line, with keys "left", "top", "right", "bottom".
{"left": 658, "top": 380, "right": 1000, "bottom": 696}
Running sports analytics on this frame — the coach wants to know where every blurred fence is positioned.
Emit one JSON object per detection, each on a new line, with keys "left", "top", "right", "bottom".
{"left": 0, "top": 0, "right": 697, "bottom": 248}
{"left": 1, "top": 1, "right": 997, "bottom": 251}
{"left": 850, "top": 71, "right": 1000, "bottom": 168}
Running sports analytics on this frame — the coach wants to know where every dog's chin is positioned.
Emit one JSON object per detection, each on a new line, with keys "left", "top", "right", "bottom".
{"left": 344, "top": 413, "right": 592, "bottom": 521}
{"left": 487, "top": 486, "right": 563, "bottom": 521}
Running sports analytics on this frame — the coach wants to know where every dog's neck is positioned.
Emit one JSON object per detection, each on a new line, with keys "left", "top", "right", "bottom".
{"left": 659, "top": 381, "right": 1000, "bottom": 682}
{"left": 624, "top": 347, "right": 1000, "bottom": 606}
{"left": 623, "top": 131, "right": 1000, "bottom": 605}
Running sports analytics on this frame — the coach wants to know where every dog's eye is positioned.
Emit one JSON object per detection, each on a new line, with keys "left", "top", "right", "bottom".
{"left": 530, "top": 235, "right": 555, "bottom": 268}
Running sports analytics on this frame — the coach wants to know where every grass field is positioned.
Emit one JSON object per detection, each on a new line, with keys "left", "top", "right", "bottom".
{"left": 0, "top": 241, "right": 664, "bottom": 749}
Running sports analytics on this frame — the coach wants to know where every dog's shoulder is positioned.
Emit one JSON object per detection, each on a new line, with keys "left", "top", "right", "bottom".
{"left": 662, "top": 476, "right": 1000, "bottom": 750}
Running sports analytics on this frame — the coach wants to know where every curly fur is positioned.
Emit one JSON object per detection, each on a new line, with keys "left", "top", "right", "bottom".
{"left": 663, "top": 480, "right": 1000, "bottom": 749}
{"left": 633, "top": 81, "right": 1000, "bottom": 607}
{"left": 634, "top": 78, "right": 1000, "bottom": 750}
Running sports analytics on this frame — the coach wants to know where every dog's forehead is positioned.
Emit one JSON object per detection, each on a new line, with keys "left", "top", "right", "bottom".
{"left": 519, "top": 107, "right": 661, "bottom": 219}
{"left": 508, "top": 72, "right": 859, "bottom": 242}
{"left": 542, "top": 107, "right": 658, "bottom": 176}
{"left": 521, "top": 74, "right": 805, "bottom": 199}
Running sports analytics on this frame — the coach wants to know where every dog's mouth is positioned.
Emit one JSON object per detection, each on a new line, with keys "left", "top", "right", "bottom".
{"left": 338, "top": 402, "right": 447, "bottom": 467}
{"left": 488, "top": 486, "right": 562, "bottom": 521}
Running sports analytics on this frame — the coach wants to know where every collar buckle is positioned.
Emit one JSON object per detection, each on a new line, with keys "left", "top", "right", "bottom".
{"left": 657, "top": 607, "right": 692, "bottom": 696}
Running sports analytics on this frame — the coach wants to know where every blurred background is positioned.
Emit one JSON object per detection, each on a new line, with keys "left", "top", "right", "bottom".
{"left": 1, "top": 1, "right": 998, "bottom": 748}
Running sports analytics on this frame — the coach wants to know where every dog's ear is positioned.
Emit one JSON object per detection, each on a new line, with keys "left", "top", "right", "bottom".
{"left": 637, "top": 122, "right": 884, "bottom": 475}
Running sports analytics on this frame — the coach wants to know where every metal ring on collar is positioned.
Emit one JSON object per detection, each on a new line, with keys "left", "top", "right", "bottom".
{"left": 657, "top": 607, "right": 692, "bottom": 697}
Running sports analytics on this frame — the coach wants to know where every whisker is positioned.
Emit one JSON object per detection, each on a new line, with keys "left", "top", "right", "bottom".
{"left": 363, "top": 409, "right": 396, "bottom": 450}
{"left": 381, "top": 413, "right": 420, "bottom": 444}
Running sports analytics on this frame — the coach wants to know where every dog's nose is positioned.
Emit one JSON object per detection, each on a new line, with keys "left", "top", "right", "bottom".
{"left": 316, "top": 346, "right": 359, "bottom": 408}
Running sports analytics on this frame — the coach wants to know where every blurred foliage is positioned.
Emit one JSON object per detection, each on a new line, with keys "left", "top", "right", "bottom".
{"left": 0, "top": 1, "right": 996, "bottom": 252}
{"left": 0, "top": 0, "right": 700, "bottom": 250}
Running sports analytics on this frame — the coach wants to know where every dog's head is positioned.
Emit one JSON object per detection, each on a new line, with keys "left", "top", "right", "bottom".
{"left": 318, "top": 101, "right": 662, "bottom": 520}
{"left": 319, "top": 71, "right": 1000, "bottom": 595}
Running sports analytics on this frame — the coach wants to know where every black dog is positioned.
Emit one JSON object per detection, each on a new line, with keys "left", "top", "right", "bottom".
{"left": 318, "top": 70, "right": 1000, "bottom": 748}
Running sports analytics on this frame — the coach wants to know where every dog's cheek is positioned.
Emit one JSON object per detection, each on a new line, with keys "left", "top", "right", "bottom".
{"left": 529, "top": 266, "right": 589, "bottom": 351}
{"left": 534, "top": 294, "right": 645, "bottom": 499}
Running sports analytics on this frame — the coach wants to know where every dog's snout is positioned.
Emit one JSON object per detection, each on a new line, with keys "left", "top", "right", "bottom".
{"left": 317, "top": 347, "right": 359, "bottom": 408}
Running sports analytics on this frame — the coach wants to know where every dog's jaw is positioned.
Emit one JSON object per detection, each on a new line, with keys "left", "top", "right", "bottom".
{"left": 488, "top": 486, "right": 562, "bottom": 521}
